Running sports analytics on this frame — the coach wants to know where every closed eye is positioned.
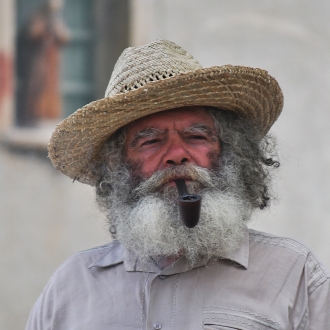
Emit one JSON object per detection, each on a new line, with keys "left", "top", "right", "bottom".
{"left": 141, "top": 138, "right": 162, "bottom": 146}
{"left": 184, "top": 134, "right": 209, "bottom": 142}
{"left": 189, "top": 135, "right": 207, "bottom": 140}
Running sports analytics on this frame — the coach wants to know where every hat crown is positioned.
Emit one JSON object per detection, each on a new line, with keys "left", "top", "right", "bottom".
{"left": 105, "top": 40, "right": 202, "bottom": 97}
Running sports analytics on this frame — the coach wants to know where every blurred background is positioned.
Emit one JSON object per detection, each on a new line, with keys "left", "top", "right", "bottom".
{"left": 1, "top": 0, "right": 330, "bottom": 328}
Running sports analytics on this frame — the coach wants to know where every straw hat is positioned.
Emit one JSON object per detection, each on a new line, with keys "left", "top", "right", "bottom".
{"left": 48, "top": 39, "right": 283, "bottom": 186}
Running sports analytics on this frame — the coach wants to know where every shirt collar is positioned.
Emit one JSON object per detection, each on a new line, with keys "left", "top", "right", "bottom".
{"left": 88, "top": 241, "right": 124, "bottom": 268}
{"left": 89, "top": 227, "right": 249, "bottom": 271}
{"left": 223, "top": 226, "right": 249, "bottom": 269}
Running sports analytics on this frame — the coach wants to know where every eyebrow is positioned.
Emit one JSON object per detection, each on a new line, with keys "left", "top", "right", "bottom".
{"left": 129, "top": 127, "right": 166, "bottom": 147}
{"left": 182, "top": 123, "right": 217, "bottom": 138}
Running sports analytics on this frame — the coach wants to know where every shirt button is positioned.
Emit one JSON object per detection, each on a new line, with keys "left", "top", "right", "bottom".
{"left": 153, "top": 322, "right": 162, "bottom": 330}
{"left": 159, "top": 275, "right": 167, "bottom": 279}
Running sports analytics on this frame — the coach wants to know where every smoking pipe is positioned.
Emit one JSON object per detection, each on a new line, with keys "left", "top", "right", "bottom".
{"left": 174, "top": 179, "right": 202, "bottom": 228}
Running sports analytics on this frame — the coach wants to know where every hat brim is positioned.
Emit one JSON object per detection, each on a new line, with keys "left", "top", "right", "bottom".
{"left": 48, "top": 65, "right": 283, "bottom": 186}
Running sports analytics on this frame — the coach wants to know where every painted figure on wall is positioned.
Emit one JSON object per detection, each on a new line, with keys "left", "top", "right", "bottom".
{"left": 16, "top": 0, "right": 69, "bottom": 126}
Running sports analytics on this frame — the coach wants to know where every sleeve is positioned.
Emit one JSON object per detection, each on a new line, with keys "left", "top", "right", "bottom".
{"left": 25, "top": 260, "right": 73, "bottom": 330}
{"left": 25, "top": 295, "right": 46, "bottom": 330}
{"left": 308, "top": 277, "right": 330, "bottom": 330}
{"left": 25, "top": 295, "right": 52, "bottom": 330}
{"left": 25, "top": 277, "right": 59, "bottom": 330}
{"left": 302, "top": 252, "right": 330, "bottom": 330}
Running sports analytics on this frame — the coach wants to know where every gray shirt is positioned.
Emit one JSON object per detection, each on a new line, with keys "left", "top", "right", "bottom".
{"left": 26, "top": 229, "right": 330, "bottom": 329}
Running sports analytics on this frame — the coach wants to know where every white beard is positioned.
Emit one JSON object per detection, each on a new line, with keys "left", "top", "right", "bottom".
{"left": 108, "top": 163, "right": 252, "bottom": 265}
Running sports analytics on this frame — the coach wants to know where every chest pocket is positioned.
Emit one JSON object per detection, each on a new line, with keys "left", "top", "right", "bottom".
{"left": 203, "top": 307, "right": 281, "bottom": 330}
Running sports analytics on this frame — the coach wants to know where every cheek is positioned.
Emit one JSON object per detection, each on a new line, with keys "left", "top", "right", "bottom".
{"left": 139, "top": 163, "right": 153, "bottom": 177}
{"left": 127, "top": 147, "right": 166, "bottom": 176}
{"left": 125, "top": 154, "right": 158, "bottom": 179}
{"left": 194, "top": 144, "right": 220, "bottom": 168}
{"left": 207, "top": 150, "right": 221, "bottom": 170}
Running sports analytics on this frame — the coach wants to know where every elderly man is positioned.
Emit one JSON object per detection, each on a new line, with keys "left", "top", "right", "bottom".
{"left": 27, "top": 40, "right": 330, "bottom": 329}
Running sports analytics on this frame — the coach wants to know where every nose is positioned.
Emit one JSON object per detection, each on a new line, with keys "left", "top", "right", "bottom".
{"left": 163, "top": 133, "right": 190, "bottom": 166}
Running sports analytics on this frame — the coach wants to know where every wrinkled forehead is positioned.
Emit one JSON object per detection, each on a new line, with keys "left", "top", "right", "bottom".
{"left": 124, "top": 106, "right": 215, "bottom": 140}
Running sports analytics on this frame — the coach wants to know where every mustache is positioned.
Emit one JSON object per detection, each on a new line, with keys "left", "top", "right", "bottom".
{"left": 132, "top": 163, "right": 215, "bottom": 197}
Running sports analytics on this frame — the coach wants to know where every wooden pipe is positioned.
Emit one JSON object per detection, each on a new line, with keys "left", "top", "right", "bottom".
{"left": 174, "top": 179, "right": 202, "bottom": 228}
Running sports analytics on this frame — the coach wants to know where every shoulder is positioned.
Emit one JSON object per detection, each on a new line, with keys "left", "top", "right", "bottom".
{"left": 26, "top": 242, "right": 125, "bottom": 329}
{"left": 45, "top": 241, "right": 124, "bottom": 288}
{"left": 29, "top": 242, "right": 123, "bottom": 310}
{"left": 248, "top": 229, "right": 330, "bottom": 293}
{"left": 57, "top": 241, "right": 119, "bottom": 268}
{"left": 249, "top": 229, "right": 312, "bottom": 256}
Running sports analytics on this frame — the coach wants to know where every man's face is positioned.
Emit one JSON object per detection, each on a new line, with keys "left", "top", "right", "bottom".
{"left": 125, "top": 107, "right": 221, "bottom": 179}
{"left": 100, "top": 107, "right": 252, "bottom": 264}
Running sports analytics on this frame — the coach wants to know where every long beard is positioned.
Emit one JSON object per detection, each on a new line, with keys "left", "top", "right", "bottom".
{"left": 104, "top": 162, "right": 252, "bottom": 265}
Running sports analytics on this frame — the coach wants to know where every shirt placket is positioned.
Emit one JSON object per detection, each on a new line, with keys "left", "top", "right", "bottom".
{"left": 144, "top": 272, "right": 180, "bottom": 330}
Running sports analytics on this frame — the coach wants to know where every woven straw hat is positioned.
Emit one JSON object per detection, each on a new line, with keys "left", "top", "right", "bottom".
{"left": 48, "top": 39, "right": 283, "bottom": 186}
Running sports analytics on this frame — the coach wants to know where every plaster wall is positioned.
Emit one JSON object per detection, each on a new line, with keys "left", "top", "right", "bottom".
{"left": 0, "top": 146, "right": 109, "bottom": 330}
